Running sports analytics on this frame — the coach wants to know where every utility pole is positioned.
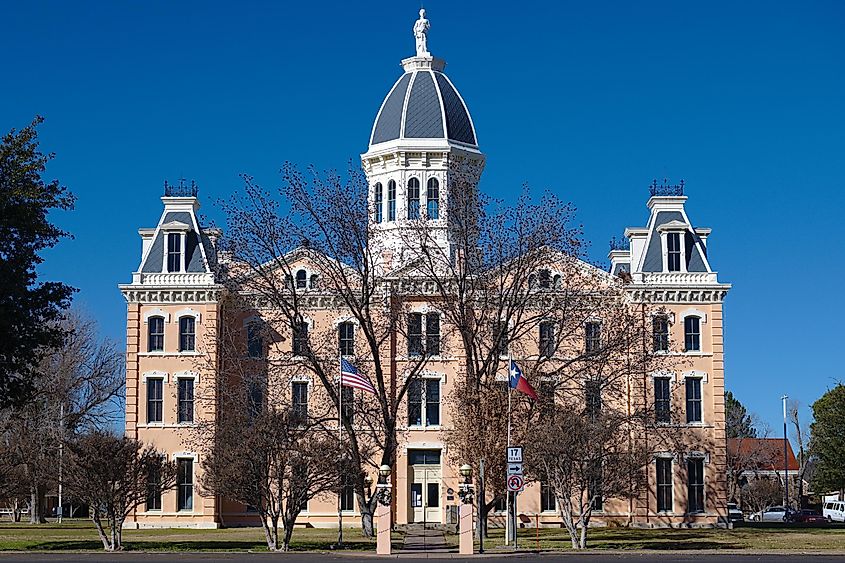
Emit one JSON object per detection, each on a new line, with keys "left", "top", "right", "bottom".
{"left": 781, "top": 395, "right": 789, "bottom": 510}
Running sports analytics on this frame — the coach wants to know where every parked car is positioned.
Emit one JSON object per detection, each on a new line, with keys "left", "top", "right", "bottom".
{"left": 727, "top": 502, "right": 744, "bottom": 523}
{"left": 823, "top": 501, "right": 845, "bottom": 522}
{"left": 786, "top": 509, "right": 827, "bottom": 524}
{"left": 750, "top": 506, "right": 788, "bottom": 522}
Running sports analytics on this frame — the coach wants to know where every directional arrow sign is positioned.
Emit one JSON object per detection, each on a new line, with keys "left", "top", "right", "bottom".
{"left": 507, "top": 474, "right": 524, "bottom": 492}
{"left": 507, "top": 463, "right": 523, "bottom": 475}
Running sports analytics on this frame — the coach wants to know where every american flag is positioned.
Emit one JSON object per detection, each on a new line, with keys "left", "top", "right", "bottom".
{"left": 341, "top": 358, "right": 377, "bottom": 396}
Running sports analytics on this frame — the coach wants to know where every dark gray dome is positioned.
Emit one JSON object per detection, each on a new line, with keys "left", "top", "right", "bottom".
{"left": 370, "top": 69, "right": 477, "bottom": 147}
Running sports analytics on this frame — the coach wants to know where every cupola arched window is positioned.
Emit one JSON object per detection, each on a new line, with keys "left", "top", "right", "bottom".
{"left": 309, "top": 274, "right": 319, "bottom": 290}
{"left": 426, "top": 178, "right": 439, "bottom": 219}
{"left": 407, "top": 178, "right": 420, "bottom": 220}
{"left": 552, "top": 274, "right": 562, "bottom": 289}
{"left": 387, "top": 180, "right": 396, "bottom": 221}
{"left": 296, "top": 269, "right": 307, "bottom": 289}
{"left": 374, "top": 183, "right": 383, "bottom": 223}
{"left": 538, "top": 269, "right": 551, "bottom": 289}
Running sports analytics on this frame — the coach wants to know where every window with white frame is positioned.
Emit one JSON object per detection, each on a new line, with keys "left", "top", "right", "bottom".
{"left": 177, "top": 458, "right": 193, "bottom": 511}
{"left": 426, "top": 178, "right": 439, "bottom": 219}
{"left": 292, "top": 381, "right": 308, "bottom": 424}
{"left": 148, "top": 316, "right": 165, "bottom": 352}
{"left": 374, "top": 182, "right": 383, "bottom": 223}
{"left": 387, "top": 180, "right": 396, "bottom": 221}
{"left": 585, "top": 380, "right": 601, "bottom": 421}
{"left": 147, "top": 378, "right": 163, "bottom": 423}
{"left": 338, "top": 322, "right": 355, "bottom": 356}
{"left": 538, "top": 269, "right": 551, "bottom": 289}
{"left": 247, "top": 322, "right": 263, "bottom": 359}
{"left": 340, "top": 473, "right": 355, "bottom": 511}
{"left": 653, "top": 315, "right": 669, "bottom": 352}
{"left": 177, "top": 378, "right": 194, "bottom": 423}
{"left": 656, "top": 457, "right": 673, "bottom": 512}
{"left": 341, "top": 385, "right": 354, "bottom": 425}
{"left": 540, "top": 482, "right": 556, "bottom": 512}
{"left": 687, "top": 457, "right": 705, "bottom": 513}
{"left": 408, "top": 313, "right": 440, "bottom": 357}
{"left": 146, "top": 465, "right": 162, "bottom": 511}
{"left": 179, "top": 316, "right": 195, "bottom": 352}
{"left": 408, "top": 378, "right": 440, "bottom": 426}
{"left": 167, "top": 232, "right": 182, "bottom": 273}
{"left": 685, "top": 377, "right": 702, "bottom": 423}
{"left": 585, "top": 321, "right": 601, "bottom": 353}
{"left": 654, "top": 377, "right": 671, "bottom": 423}
{"left": 667, "top": 232, "right": 682, "bottom": 272}
{"left": 684, "top": 316, "right": 701, "bottom": 351}
{"left": 407, "top": 177, "right": 420, "bottom": 220}
{"left": 539, "top": 321, "right": 555, "bottom": 358}
{"left": 292, "top": 321, "right": 309, "bottom": 356}
{"left": 295, "top": 269, "right": 307, "bottom": 289}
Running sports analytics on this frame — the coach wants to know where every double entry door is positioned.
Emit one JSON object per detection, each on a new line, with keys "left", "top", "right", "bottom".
{"left": 409, "top": 450, "right": 442, "bottom": 523}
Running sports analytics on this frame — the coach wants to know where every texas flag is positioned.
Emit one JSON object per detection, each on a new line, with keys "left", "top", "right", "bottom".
{"left": 509, "top": 360, "right": 538, "bottom": 400}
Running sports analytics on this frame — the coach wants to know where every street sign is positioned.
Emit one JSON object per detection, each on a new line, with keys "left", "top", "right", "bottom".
{"left": 507, "top": 446, "right": 523, "bottom": 463}
{"left": 507, "top": 463, "right": 523, "bottom": 475}
{"left": 507, "top": 474, "right": 524, "bottom": 492}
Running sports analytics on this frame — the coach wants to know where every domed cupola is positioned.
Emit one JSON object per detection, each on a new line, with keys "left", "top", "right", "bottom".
{"left": 368, "top": 10, "right": 478, "bottom": 149}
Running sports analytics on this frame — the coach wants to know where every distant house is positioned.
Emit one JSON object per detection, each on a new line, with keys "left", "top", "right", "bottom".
{"left": 727, "top": 438, "right": 803, "bottom": 509}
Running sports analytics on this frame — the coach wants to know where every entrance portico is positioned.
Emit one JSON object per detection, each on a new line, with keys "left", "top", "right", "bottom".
{"left": 407, "top": 449, "right": 442, "bottom": 524}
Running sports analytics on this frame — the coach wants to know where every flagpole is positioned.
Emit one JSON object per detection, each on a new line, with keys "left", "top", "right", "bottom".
{"left": 506, "top": 350, "right": 512, "bottom": 546}
{"left": 338, "top": 351, "right": 343, "bottom": 547}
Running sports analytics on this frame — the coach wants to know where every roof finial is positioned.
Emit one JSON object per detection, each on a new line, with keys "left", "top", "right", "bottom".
{"left": 413, "top": 8, "right": 430, "bottom": 56}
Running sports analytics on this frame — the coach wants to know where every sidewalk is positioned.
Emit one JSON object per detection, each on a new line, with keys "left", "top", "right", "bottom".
{"left": 401, "top": 524, "right": 450, "bottom": 555}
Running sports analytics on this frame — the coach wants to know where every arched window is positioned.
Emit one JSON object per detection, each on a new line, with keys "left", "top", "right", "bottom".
{"left": 309, "top": 274, "right": 319, "bottom": 289}
{"left": 295, "top": 269, "right": 307, "bottom": 289}
{"left": 374, "top": 183, "right": 383, "bottom": 223}
{"left": 552, "top": 274, "right": 562, "bottom": 289}
{"left": 426, "top": 178, "right": 439, "bottom": 219}
{"left": 684, "top": 316, "right": 701, "bottom": 351}
{"left": 539, "top": 269, "right": 551, "bottom": 289}
{"left": 528, "top": 274, "right": 537, "bottom": 289}
{"left": 179, "top": 316, "right": 195, "bottom": 352}
{"left": 148, "top": 316, "right": 165, "bottom": 352}
{"left": 407, "top": 178, "right": 420, "bottom": 220}
{"left": 387, "top": 180, "right": 396, "bottom": 221}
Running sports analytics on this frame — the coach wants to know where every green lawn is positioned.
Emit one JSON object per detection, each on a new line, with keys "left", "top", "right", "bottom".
{"left": 0, "top": 520, "right": 403, "bottom": 552}
{"left": 447, "top": 526, "right": 845, "bottom": 552}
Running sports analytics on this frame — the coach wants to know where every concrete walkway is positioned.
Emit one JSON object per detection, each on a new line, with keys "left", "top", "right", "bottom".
{"left": 401, "top": 524, "right": 450, "bottom": 554}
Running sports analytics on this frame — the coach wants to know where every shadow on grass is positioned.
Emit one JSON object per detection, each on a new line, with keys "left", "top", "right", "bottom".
{"left": 21, "top": 539, "right": 401, "bottom": 553}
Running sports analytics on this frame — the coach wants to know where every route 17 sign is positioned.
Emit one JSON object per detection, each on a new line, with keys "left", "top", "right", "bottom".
{"left": 507, "top": 474, "right": 525, "bottom": 492}
{"left": 507, "top": 446, "right": 523, "bottom": 463}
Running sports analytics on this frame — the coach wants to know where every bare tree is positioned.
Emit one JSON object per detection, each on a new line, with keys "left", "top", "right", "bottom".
{"left": 64, "top": 431, "right": 176, "bottom": 551}
{"left": 217, "top": 164, "right": 435, "bottom": 536}
{"left": 0, "top": 310, "right": 123, "bottom": 523}
{"left": 743, "top": 478, "right": 783, "bottom": 517}
{"left": 788, "top": 399, "right": 809, "bottom": 507}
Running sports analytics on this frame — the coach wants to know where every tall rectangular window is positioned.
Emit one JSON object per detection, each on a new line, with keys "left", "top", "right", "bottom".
{"left": 248, "top": 380, "right": 264, "bottom": 421}
{"left": 684, "top": 316, "right": 701, "bottom": 351}
{"left": 492, "top": 321, "right": 508, "bottom": 357}
{"left": 685, "top": 377, "right": 702, "bottom": 423}
{"left": 167, "top": 233, "right": 182, "bottom": 273}
{"left": 585, "top": 321, "right": 601, "bottom": 353}
{"left": 341, "top": 385, "right": 354, "bottom": 425}
{"left": 667, "top": 232, "right": 681, "bottom": 272}
{"left": 539, "top": 321, "right": 555, "bottom": 358}
{"left": 339, "top": 322, "right": 355, "bottom": 356}
{"left": 589, "top": 463, "right": 603, "bottom": 511}
{"left": 387, "top": 180, "right": 396, "bottom": 221}
{"left": 425, "top": 379, "right": 440, "bottom": 426}
{"left": 147, "top": 378, "right": 163, "bottom": 423}
{"left": 292, "top": 382, "right": 308, "bottom": 424}
{"left": 541, "top": 483, "right": 556, "bottom": 512}
{"left": 654, "top": 377, "right": 671, "bottom": 423}
{"left": 687, "top": 458, "right": 705, "bottom": 513}
{"left": 177, "top": 458, "right": 193, "bottom": 511}
{"left": 247, "top": 323, "right": 263, "bottom": 358}
{"left": 653, "top": 316, "right": 669, "bottom": 352}
{"left": 340, "top": 474, "right": 355, "bottom": 511}
{"left": 179, "top": 316, "right": 195, "bottom": 352}
{"left": 408, "top": 379, "right": 423, "bottom": 426}
{"left": 585, "top": 380, "right": 601, "bottom": 421}
{"left": 146, "top": 466, "right": 162, "bottom": 511}
{"left": 407, "top": 178, "right": 420, "bottom": 220}
{"left": 177, "top": 379, "right": 194, "bottom": 423}
{"left": 148, "top": 316, "right": 164, "bottom": 352}
{"left": 425, "top": 313, "right": 440, "bottom": 356}
{"left": 408, "top": 313, "right": 423, "bottom": 357}
{"left": 426, "top": 178, "right": 439, "bottom": 219}
{"left": 656, "top": 458, "right": 673, "bottom": 512}
{"left": 374, "top": 183, "right": 383, "bottom": 223}
{"left": 293, "top": 321, "right": 309, "bottom": 356}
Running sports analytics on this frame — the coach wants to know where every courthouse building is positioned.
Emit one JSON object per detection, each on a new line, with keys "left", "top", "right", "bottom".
{"left": 120, "top": 11, "right": 731, "bottom": 529}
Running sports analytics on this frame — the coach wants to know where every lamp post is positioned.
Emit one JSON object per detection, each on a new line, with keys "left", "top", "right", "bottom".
{"left": 376, "top": 465, "right": 392, "bottom": 555}
{"left": 781, "top": 395, "right": 789, "bottom": 511}
{"left": 458, "top": 464, "right": 474, "bottom": 555}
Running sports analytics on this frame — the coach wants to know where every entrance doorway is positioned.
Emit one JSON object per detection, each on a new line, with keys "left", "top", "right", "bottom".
{"left": 408, "top": 449, "right": 442, "bottom": 524}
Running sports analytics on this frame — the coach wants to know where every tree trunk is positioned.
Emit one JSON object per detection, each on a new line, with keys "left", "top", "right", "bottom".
{"left": 260, "top": 512, "right": 279, "bottom": 551}
{"left": 29, "top": 486, "right": 46, "bottom": 524}
{"left": 91, "top": 513, "right": 110, "bottom": 550}
{"left": 358, "top": 494, "right": 376, "bottom": 538}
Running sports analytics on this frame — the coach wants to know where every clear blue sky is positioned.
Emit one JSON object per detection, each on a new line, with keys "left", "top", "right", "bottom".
{"left": 3, "top": 1, "right": 843, "bottom": 432}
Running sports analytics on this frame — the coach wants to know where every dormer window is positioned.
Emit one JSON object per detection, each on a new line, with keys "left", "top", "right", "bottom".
{"left": 667, "top": 232, "right": 681, "bottom": 272}
{"left": 167, "top": 233, "right": 183, "bottom": 273}
{"left": 296, "top": 269, "right": 307, "bottom": 289}
{"left": 538, "top": 269, "right": 551, "bottom": 289}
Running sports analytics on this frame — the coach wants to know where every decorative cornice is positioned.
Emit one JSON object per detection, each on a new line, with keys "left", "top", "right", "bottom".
{"left": 626, "top": 285, "right": 731, "bottom": 304}
{"left": 119, "top": 285, "right": 224, "bottom": 304}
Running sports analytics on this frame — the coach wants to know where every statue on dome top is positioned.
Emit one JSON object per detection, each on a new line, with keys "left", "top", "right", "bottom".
{"left": 413, "top": 8, "right": 430, "bottom": 56}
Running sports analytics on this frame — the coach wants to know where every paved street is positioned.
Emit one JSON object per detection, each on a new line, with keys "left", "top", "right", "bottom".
{"left": 0, "top": 553, "right": 844, "bottom": 562}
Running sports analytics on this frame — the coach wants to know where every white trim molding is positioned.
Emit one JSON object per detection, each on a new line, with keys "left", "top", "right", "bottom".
{"left": 684, "top": 451, "right": 711, "bottom": 464}
{"left": 175, "top": 307, "right": 202, "bottom": 323}
{"left": 680, "top": 308, "right": 707, "bottom": 323}
{"left": 143, "top": 308, "right": 171, "bottom": 323}
{"left": 174, "top": 370, "right": 200, "bottom": 383}
{"left": 142, "top": 370, "right": 169, "bottom": 383}
{"left": 682, "top": 370, "right": 708, "bottom": 383}
{"left": 173, "top": 451, "right": 199, "bottom": 461}
{"left": 649, "top": 370, "right": 676, "bottom": 383}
